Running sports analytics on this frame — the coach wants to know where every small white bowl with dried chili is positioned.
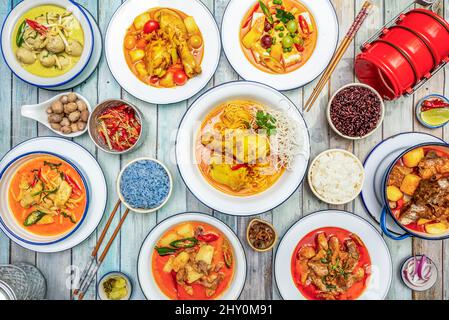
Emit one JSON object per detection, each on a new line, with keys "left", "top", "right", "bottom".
{"left": 327, "top": 83, "right": 385, "bottom": 140}
{"left": 88, "top": 99, "right": 144, "bottom": 155}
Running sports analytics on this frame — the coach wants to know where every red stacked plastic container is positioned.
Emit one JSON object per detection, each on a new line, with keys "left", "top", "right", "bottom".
{"left": 355, "top": 9, "right": 449, "bottom": 100}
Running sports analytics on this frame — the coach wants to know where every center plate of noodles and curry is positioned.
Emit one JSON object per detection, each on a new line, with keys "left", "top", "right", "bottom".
{"left": 8, "top": 154, "right": 87, "bottom": 237}
{"left": 123, "top": 7, "right": 203, "bottom": 88}
{"left": 196, "top": 99, "right": 300, "bottom": 196}
{"left": 12, "top": 5, "right": 85, "bottom": 77}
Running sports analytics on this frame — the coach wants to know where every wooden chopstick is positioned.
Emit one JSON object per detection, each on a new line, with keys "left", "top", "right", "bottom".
{"left": 72, "top": 200, "right": 127, "bottom": 299}
{"left": 73, "top": 200, "right": 121, "bottom": 296}
{"left": 305, "top": 1, "right": 373, "bottom": 112}
{"left": 77, "top": 208, "right": 130, "bottom": 300}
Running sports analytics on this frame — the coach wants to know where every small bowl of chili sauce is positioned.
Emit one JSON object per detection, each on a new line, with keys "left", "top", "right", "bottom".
{"left": 246, "top": 218, "right": 277, "bottom": 252}
{"left": 416, "top": 94, "right": 449, "bottom": 129}
{"left": 88, "top": 99, "right": 144, "bottom": 155}
{"left": 327, "top": 83, "right": 385, "bottom": 140}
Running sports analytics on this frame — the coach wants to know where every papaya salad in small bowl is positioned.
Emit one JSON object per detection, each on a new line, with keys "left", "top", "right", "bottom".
{"left": 88, "top": 99, "right": 144, "bottom": 155}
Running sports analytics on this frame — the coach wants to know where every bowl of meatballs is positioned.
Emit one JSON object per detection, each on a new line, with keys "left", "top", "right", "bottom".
{"left": 21, "top": 92, "right": 91, "bottom": 138}
{"left": 0, "top": 0, "right": 94, "bottom": 88}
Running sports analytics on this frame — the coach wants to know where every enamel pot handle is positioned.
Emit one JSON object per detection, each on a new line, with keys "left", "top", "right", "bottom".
{"left": 380, "top": 207, "right": 411, "bottom": 240}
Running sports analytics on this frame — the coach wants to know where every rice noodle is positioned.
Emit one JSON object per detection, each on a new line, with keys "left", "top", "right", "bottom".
{"left": 251, "top": 107, "right": 301, "bottom": 171}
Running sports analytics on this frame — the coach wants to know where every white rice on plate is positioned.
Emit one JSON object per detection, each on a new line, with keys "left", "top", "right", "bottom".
{"left": 308, "top": 149, "right": 365, "bottom": 204}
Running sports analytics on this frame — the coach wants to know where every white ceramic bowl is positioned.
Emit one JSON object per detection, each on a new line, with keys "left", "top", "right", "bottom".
{"left": 307, "top": 149, "right": 365, "bottom": 205}
{"left": 176, "top": 81, "right": 310, "bottom": 216}
{"left": 1, "top": 0, "right": 94, "bottom": 88}
{"left": 21, "top": 92, "right": 91, "bottom": 138}
{"left": 327, "top": 83, "right": 385, "bottom": 140}
{"left": 221, "top": 0, "right": 339, "bottom": 91}
{"left": 117, "top": 157, "right": 173, "bottom": 214}
{"left": 0, "top": 152, "right": 89, "bottom": 246}
{"left": 137, "top": 212, "right": 247, "bottom": 300}
{"left": 105, "top": 0, "right": 221, "bottom": 104}
{"left": 98, "top": 272, "right": 133, "bottom": 300}
{"left": 0, "top": 137, "right": 107, "bottom": 253}
{"left": 275, "top": 210, "right": 393, "bottom": 300}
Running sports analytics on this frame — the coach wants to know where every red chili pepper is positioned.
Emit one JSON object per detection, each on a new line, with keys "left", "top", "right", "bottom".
{"left": 64, "top": 173, "right": 81, "bottom": 196}
{"left": 231, "top": 164, "right": 247, "bottom": 170}
{"left": 243, "top": 3, "right": 260, "bottom": 28}
{"left": 294, "top": 43, "right": 304, "bottom": 52}
{"left": 396, "top": 198, "right": 404, "bottom": 210}
{"left": 298, "top": 15, "right": 310, "bottom": 34}
{"left": 25, "top": 19, "right": 48, "bottom": 35}
{"left": 421, "top": 98, "right": 449, "bottom": 111}
{"left": 197, "top": 232, "right": 220, "bottom": 243}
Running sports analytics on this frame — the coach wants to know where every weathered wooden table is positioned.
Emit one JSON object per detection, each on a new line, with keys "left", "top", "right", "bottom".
{"left": 1, "top": 0, "right": 448, "bottom": 300}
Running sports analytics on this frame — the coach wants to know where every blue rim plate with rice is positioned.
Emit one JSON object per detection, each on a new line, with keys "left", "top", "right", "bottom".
{"left": 117, "top": 158, "right": 173, "bottom": 213}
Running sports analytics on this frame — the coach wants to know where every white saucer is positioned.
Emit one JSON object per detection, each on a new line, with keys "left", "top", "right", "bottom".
{"left": 275, "top": 210, "right": 392, "bottom": 300}
{"left": 361, "top": 132, "right": 444, "bottom": 235}
{"left": 48, "top": 4, "right": 102, "bottom": 91}
{"left": 221, "top": 0, "right": 339, "bottom": 91}
{"left": 137, "top": 212, "right": 247, "bottom": 300}
{"left": 0, "top": 137, "right": 107, "bottom": 253}
{"left": 105, "top": 0, "right": 221, "bottom": 104}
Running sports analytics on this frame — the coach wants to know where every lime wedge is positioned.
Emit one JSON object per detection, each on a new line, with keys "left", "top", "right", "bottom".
{"left": 420, "top": 108, "right": 449, "bottom": 127}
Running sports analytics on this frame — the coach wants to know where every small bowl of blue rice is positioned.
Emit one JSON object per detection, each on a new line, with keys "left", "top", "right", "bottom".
{"left": 117, "top": 158, "right": 173, "bottom": 213}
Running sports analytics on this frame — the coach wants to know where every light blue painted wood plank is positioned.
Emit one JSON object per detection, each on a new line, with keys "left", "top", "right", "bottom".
{"left": 0, "top": 0, "right": 13, "bottom": 265}
{"left": 70, "top": 0, "right": 100, "bottom": 301}
{"left": 93, "top": 0, "right": 123, "bottom": 298}
{"left": 271, "top": 89, "right": 303, "bottom": 300}
{"left": 120, "top": 94, "right": 158, "bottom": 300}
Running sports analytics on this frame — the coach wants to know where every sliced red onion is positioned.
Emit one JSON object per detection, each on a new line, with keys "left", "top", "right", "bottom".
{"left": 402, "top": 255, "right": 435, "bottom": 288}
{"left": 416, "top": 255, "right": 426, "bottom": 279}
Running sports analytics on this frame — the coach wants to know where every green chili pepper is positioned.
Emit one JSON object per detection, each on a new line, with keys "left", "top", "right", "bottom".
{"left": 169, "top": 237, "right": 198, "bottom": 249}
{"left": 24, "top": 211, "right": 46, "bottom": 226}
{"left": 16, "top": 20, "right": 26, "bottom": 47}
{"left": 258, "top": 0, "right": 273, "bottom": 24}
{"left": 155, "top": 246, "right": 178, "bottom": 256}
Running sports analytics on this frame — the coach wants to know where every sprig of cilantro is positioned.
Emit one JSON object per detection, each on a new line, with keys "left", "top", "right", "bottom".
{"left": 275, "top": 8, "right": 295, "bottom": 24}
{"left": 256, "top": 111, "right": 277, "bottom": 136}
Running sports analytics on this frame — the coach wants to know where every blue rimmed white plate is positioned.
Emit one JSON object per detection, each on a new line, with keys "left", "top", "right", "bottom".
{"left": 274, "top": 210, "right": 392, "bottom": 300}
{"left": 1, "top": 0, "right": 94, "bottom": 88}
{"left": 176, "top": 81, "right": 310, "bottom": 216}
{"left": 0, "top": 137, "right": 107, "bottom": 253}
{"left": 361, "top": 132, "right": 444, "bottom": 235}
{"left": 137, "top": 212, "right": 247, "bottom": 300}
{"left": 221, "top": 0, "right": 339, "bottom": 91}
{"left": 105, "top": 0, "right": 220, "bottom": 104}
{"left": 0, "top": 151, "right": 90, "bottom": 246}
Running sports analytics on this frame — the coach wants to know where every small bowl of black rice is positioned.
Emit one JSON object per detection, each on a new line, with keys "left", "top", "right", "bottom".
{"left": 327, "top": 83, "right": 385, "bottom": 140}
{"left": 117, "top": 158, "right": 173, "bottom": 213}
